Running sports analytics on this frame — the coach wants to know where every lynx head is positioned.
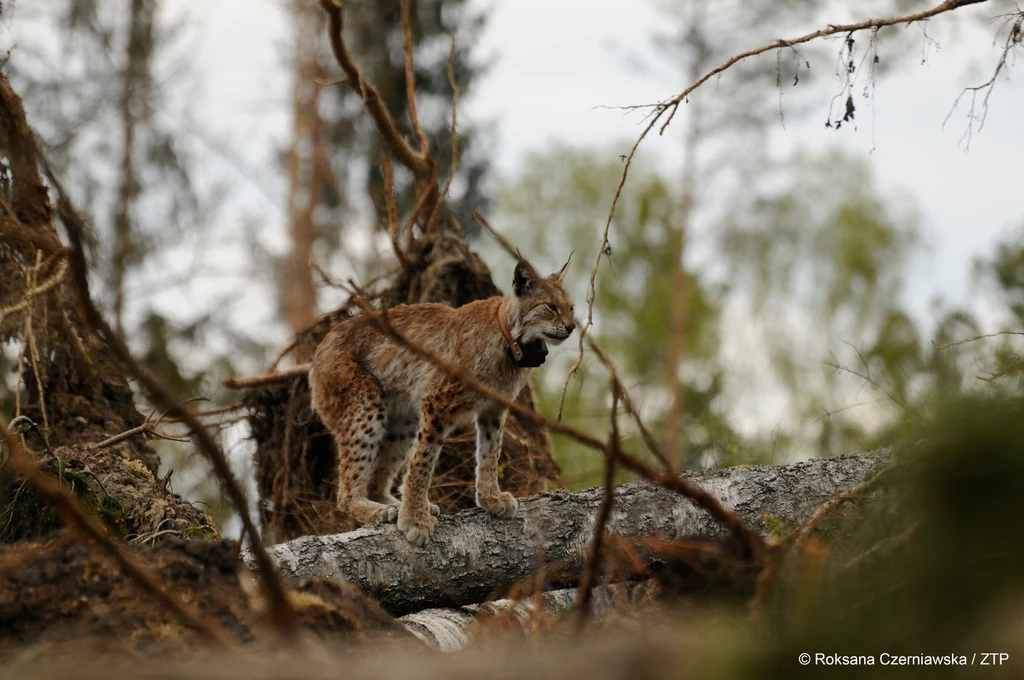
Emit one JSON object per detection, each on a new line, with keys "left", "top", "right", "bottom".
{"left": 509, "top": 254, "right": 576, "bottom": 346}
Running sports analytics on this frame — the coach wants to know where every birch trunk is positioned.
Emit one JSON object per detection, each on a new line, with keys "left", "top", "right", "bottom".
{"left": 243, "top": 451, "right": 888, "bottom": 615}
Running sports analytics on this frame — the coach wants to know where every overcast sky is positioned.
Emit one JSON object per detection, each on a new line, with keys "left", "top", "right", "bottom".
{"left": 193, "top": 0, "right": 1023, "bottom": 328}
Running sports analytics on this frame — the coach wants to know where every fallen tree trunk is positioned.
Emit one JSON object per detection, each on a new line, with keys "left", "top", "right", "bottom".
{"left": 243, "top": 451, "right": 888, "bottom": 615}
{"left": 399, "top": 583, "right": 646, "bottom": 651}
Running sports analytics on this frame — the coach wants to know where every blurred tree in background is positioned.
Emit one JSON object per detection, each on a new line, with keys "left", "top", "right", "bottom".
{"left": 282, "top": 0, "right": 489, "bottom": 348}
{"left": 5, "top": 0, "right": 223, "bottom": 397}
{"left": 495, "top": 146, "right": 729, "bottom": 485}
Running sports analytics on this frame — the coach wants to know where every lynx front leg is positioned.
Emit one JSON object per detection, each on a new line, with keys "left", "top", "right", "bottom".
{"left": 475, "top": 409, "right": 518, "bottom": 519}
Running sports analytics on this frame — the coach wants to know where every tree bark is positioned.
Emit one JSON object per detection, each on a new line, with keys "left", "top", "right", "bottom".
{"left": 399, "top": 583, "right": 641, "bottom": 651}
{"left": 243, "top": 450, "right": 888, "bottom": 615}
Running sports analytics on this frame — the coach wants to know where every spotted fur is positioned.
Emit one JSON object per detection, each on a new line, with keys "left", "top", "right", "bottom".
{"left": 309, "top": 257, "right": 576, "bottom": 546}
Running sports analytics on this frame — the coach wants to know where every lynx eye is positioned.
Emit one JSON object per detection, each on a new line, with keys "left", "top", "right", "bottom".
{"left": 547, "top": 303, "right": 559, "bottom": 314}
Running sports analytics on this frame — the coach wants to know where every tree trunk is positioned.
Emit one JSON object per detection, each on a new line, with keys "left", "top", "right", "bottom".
{"left": 243, "top": 451, "right": 888, "bottom": 615}
{"left": 399, "top": 583, "right": 642, "bottom": 651}
{"left": 0, "top": 73, "right": 215, "bottom": 542}
{"left": 284, "top": 0, "right": 323, "bottom": 354}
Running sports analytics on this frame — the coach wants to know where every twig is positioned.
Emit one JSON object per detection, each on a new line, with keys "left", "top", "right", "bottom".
{"left": 471, "top": 210, "right": 519, "bottom": 260}
{"left": 23, "top": 252, "right": 50, "bottom": 430}
{"left": 223, "top": 363, "right": 312, "bottom": 390}
{"left": 46, "top": 165, "right": 297, "bottom": 637}
{"left": 932, "top": 329, "right": 1024, "bottom": 351}
{"left": 566, "top": 0, "right": 992, "bottom": 420}
{"left": 942, "top": 10, "right": 1023, "bottom": 147}
{"left": 587, "top": 339, "right": 672, "bottom": 472}
{"left": 0, "top": 254, "right": 67, "bottom": 324}
{"left": 319, "top": 0, "right": 429, "bottom": 177}
{"left": 381, "top": 156, "right": 411, "bottom": 271}
{"left": 0, "top": 419, "right": 232, "bottom": 646}
{"left": 400, "top": 0, "right": 430, "bottom": 156}
{"left": 789, "top": 465, "right": 891, "bottom": 548}
{"left": 826, "top": 359, "right": 918, "bottom": 419}
{"left": 424, "top": 35, "right": 460, "bottom": 233}
{"left": 575, "top": 380, "right": 622, "bottom": 632}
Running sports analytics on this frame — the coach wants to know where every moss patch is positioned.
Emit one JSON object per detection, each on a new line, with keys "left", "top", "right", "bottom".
{"left": 1, "top": 457, "right": 131, "bottom": 543}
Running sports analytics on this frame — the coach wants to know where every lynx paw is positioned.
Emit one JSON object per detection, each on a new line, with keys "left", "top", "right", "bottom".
{"left": 345, "top": 501, "right": 398, "bottom": 526}
{"left": 398, "top": 511, "right": 437, "bottom": 546}
{"left": 429, "top": 501, "right": 441, "bottom": 517}
{"left": 379, "top": 504, "right": 399, "bottom": 524}
{"left": 478, "top": 491, "right": 518, "bottom": 519}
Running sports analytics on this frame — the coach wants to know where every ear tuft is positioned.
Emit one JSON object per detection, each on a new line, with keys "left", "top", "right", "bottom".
{"left": 513, "top": 259, "right": 538, "bottom": 297}
{"left": 554, "top": 251, "right": 574, "bottom": 283}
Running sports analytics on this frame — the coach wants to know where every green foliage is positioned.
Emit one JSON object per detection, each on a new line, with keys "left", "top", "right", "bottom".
{"left": 761, "top": 396, "right": 1024, "bottom": 670}
{"left": 495, "top": 145, "right": 731, "bottom": 485}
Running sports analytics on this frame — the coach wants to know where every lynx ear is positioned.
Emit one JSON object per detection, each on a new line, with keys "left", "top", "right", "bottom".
{"left": 554, "top": 251, "right": 574, "bottom": 283}
{"left": 513, "top": 259, "right": 539, "bottom": 296}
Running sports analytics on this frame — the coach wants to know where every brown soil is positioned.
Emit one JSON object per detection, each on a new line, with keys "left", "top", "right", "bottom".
{"left": 0, "top": 531, "right": 415, "bottom": 655}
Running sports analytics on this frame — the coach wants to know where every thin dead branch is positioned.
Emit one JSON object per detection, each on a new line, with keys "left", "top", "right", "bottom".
{"left": 587, "top": 339, "right": 672, "bottom": 472}
{"left": 400, "top": 0, "right": 430, "bottom": 155}
{"left": 932, "top": 329, "right": 1024, "bottom": 351}
{"left": 561, "top": 0, "right": 992, "bottom": 422}
{"left": 223, "top": 363, "right": 312, "bottom": 390}
{"left": 425, "top": 35, "right": 460, "bottom": 233}
{"left": 381, "top": 156, "right": 411, "bottom": 271}
{"left": 46, "top": 164, "right": 297, "bottom": 637}
{"left": 0, "top": 253, "right": 67, "bottom": 324}
{"left": 826, "top": 358, "right": 918, "bottom": 419}
{"left": 471, "top": 210, "right": 519, "bottom": 260}
{"left": 319, "top": 0, "right": 429, "bottom": 178}
{"left": 943, "top": 10, "right": 1024, "bottom": 147}
{"left": 575, "top": 380, "right": 622, "bottom": 632}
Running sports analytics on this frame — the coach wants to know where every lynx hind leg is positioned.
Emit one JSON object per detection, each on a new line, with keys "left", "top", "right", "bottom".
{"left": 368, "top": 413, "right": 442, "bottom": 517}
{"left": 314, "top": 356, "right": 396, "bottom": 526}
{"left": 367, "top": 413, "right": 417, "bottom": 509}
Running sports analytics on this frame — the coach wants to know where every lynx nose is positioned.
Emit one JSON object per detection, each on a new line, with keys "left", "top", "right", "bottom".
{"left": 566, "top": 321, "right": 576, "bottom": 334}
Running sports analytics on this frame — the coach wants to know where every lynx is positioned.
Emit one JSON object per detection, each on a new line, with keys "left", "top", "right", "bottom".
{"left": 308, "top": 256, "right": 576, "bottom": 546}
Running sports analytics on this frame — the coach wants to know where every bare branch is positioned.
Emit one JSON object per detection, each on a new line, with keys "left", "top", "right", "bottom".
{"left": 223, "top": 363, "right": 312, "bottom": 390}
{"left": 570, "top": 0, "right": 994, "bottom": 422}
{"left": 400, "top": 0, "right": 430, "bottom": 155}
{"left": 45, "top": 164, "right": 297, "bottom": 637}
{"left": 587, "top": 339, "right": 672, "bottom": 472}
{"left": 318, "top": 0, "right": 430, "bottom": 178}
{"left": 943, "top": 10, "right": 1024, "bottom": 147}
{"left": 425, "top": 35, "right": 460, "bottom": 233}
{"left": 471, "top": 210, "right": 519, "bottom": 260}
{"left": 575, "top": 379, "right": 621, "bottom": 631}
{"left": 381, "top": 156, "right": 411, "bottom": 271}
{"left": 932, "top": 329, "right": 1024, "bottom": 351}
